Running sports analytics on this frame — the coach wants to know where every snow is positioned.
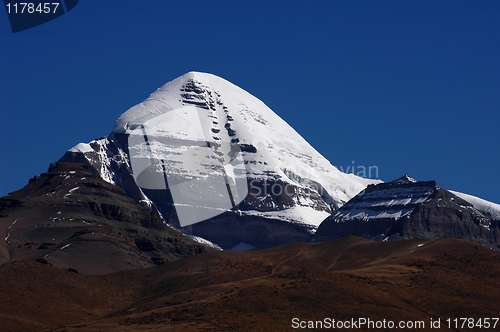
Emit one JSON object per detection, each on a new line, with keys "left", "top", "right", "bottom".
{"left": 339, "top": 208, "right": 414, "bottom": 221}
{"left": 241, "top": 206, "right": 331, "bottom": 231}
{"left": 69, "top": 142, "right": 94, "bottom": 153}
{"left": 4, "top": 220, "right": 15, "bottom": 242}
{"left": 334, "top": 184, "right": 434, "bottom": 222}
{"left": 64, "top": 186, "right": 79, "bottom": 198}
{"left": 68, "top": 187, "right": 79, "bottom": 193}
{"left": 7, "top": 219, "right": 17, "bottom": 230}
{"left": 449, "top": 190, "right": 500, "bottom": 220}
{"left": 71, "top": 136, "right": 128, "bottom": 187}
{"left": 187, "top": 234, "right": 223, "bottom": 250}
{"left": 91, "top": 138, "right": 116, "bottom": 185}
{"left": 110, "top": 72, "right": 380, "bottom": 228}
{"left": 115, "top": 72, "right": 378, "bottom": 199}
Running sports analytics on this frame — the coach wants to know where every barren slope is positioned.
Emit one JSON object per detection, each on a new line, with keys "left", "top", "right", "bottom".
{"left": 1, "top": 236, "right": 499, "bottom": 331}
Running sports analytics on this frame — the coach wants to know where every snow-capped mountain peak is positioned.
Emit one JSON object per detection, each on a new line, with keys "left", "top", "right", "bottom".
{"left": 62, "top": 72, "right": 380, "bottom": 248}
{"left": 115, "top": 71, "right": 376, "bottom": 204}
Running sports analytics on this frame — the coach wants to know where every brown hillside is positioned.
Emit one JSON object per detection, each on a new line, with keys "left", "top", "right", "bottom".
{"left": 1, "top": 236, "right": 499, "bottom": 331}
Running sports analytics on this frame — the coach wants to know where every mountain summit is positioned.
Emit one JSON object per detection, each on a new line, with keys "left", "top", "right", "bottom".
{"left": 61, "top": 72, "right": 378, "bottom": 248}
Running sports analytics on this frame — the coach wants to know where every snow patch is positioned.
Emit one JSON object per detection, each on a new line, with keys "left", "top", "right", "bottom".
{"left": 450, "top": 190, "right": 500, "bottom": 220}
{"left": 187, "top": 234, "right": 222, "bottom": 250}
{"left": 333, "top": 184, "right": 434, "bottom": 222}
{"left": 69, "top": 143, "right": 94, "bottom": 153}
{"left": 64, "top": 187, "right": 79, "bottom": 198}
{"left": 7, "top": 219, "right": 17, "bottom": 230}
{"left": 241, "top": 206, "right": 330, "bottom": 231}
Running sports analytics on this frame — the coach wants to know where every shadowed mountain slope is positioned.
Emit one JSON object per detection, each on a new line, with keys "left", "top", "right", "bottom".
{"left": 0, "top": 162, "right": 213, "bottom": 275}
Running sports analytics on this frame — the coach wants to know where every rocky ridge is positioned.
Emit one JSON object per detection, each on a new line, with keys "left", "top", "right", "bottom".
{"left": 314, "top": 175, "right": 500, "bottom": 250}
{"left": 0, "top": 162, "right": 214, "bottom": 274}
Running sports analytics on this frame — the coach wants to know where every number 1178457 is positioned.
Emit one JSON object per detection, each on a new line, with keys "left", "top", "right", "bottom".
{"left": 445, "top": 318, "right": 499, "bottom": 329}
{"left": 5, "top": 3, "right": 60, "bottom": 14}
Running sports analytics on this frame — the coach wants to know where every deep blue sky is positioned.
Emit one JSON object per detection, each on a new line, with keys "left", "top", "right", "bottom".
{"left": 1, "top": 1, "right": 499, "bottom": 204}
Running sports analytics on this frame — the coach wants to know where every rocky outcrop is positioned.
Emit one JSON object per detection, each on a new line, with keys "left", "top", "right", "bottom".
{"left": 0, "top": 162, "right": 214, "bottom": 274}
{"left": 314, "top": 176, "right": 500, "bottom": 251}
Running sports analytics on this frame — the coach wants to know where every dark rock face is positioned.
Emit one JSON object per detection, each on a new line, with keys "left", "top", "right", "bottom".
{"left": 314, "top": 176, "right": 500, "bottom": 251}
{"left": 388, "top": 189, "right": 500, "bottom": 249}
{"left": 181, "top": 212, "right": 312, "bottom": 249}
{"left": 0, "top": 162, "right": 213, "bottom": 274}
